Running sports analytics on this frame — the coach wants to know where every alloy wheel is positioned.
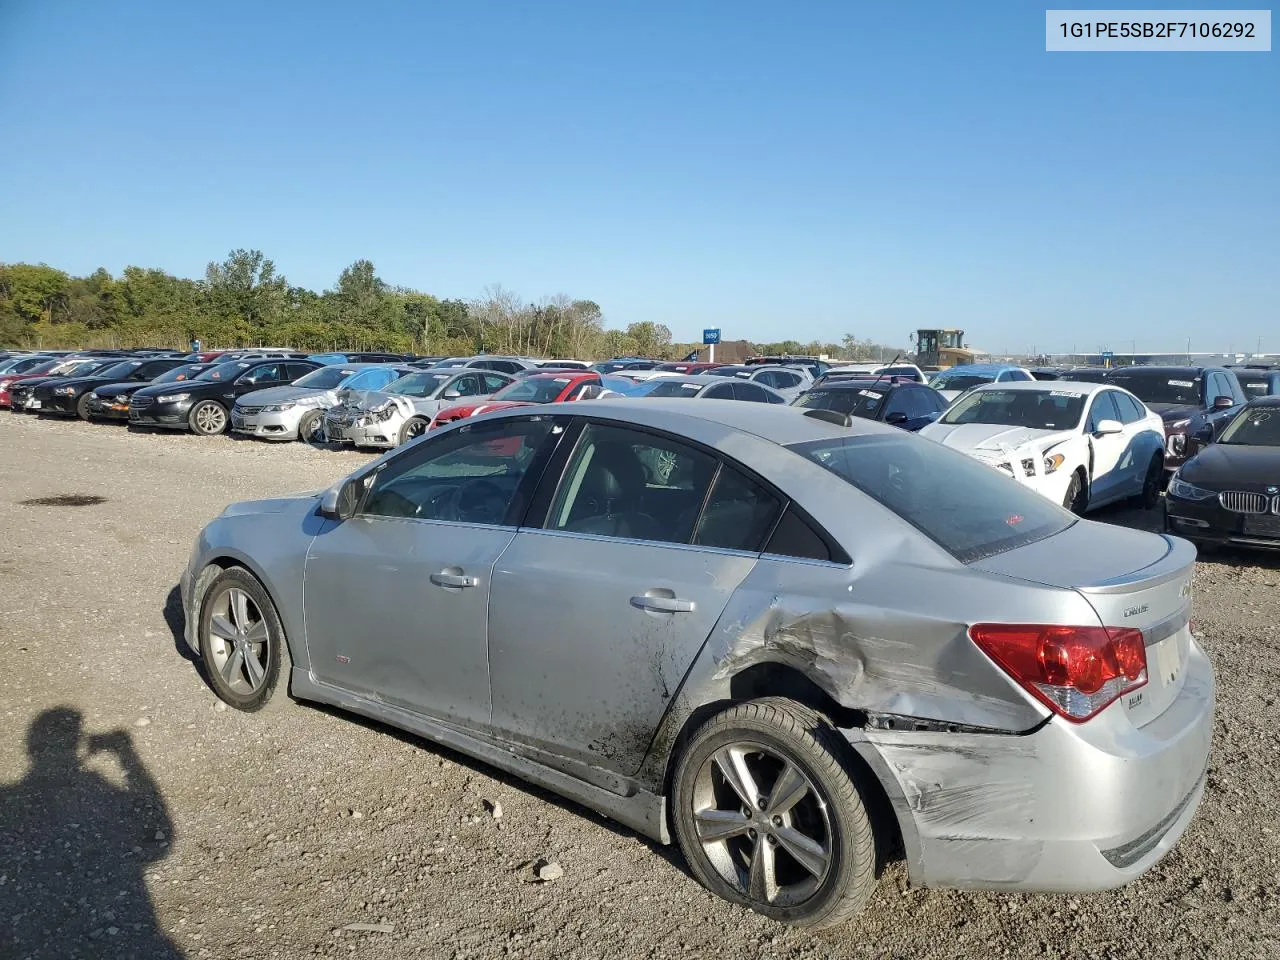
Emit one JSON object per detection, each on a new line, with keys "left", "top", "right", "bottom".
{"left": 405, "top": 419, "right": 426, "bottom": 439}
{"left": 206, "top": 587, "right": 270, "bottom": 695}
{"left": 196, "top": 403, "right": 226, "bottom": 434}
{"left": 690, "top": 742, "right": 833, "bottom": 909}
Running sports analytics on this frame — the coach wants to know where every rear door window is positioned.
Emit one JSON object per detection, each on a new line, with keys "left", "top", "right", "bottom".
{"left": 692, "top": 466, "right": 782, "bottom": 552}
{"left": 702, "top": 383, "right": 736, "bottom": 400}
{"left": 482, "top": 374, "right": 511, "bottom": 393}
{"left": 731, "top": 382, "right": 773, "bottom": 403}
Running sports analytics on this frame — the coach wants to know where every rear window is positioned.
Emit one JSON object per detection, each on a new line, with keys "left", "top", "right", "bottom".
{"left": 794, "top": 388, "right": 884, "bottom": 419}
{"left": 789, "top": 434, "right": 1075, "bottom": 563}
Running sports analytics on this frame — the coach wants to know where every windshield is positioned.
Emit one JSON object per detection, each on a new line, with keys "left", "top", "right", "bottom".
{"left": 15, "top": 359, "right": 61, "bottom": 376}
{"left": 790, "top": 434, "right": 1075, "bottom": 563}
{"left": 293, "top": 367, "right": 358, "bottom": 389}
{"left": 941, "top": 388, "right": 1086, "bottom": 431}
{"left": 794, "top": 388, "right": 885, "bottom": 418}
{"left": 1106, "top": 371, "right": 1201, "bottom": 406}
{"left": 197, "top": 360, "right": 253, "bottom": 381}
{"left": 493, "top": 377, "right": 576, "bottom": 403}
{"left": 1220, "top": 406, "right": 1280, "bottom": 446}
{"left": 1239, "top": 378, "right": 1275, "bottom": 401}
{"left": 96, "top": 359, "right": 145, "bottom": 379}
{"left": 386, "top": 372, "right": 451, "bottom": 397}
{"left": 930, "top": 372, "right": 994, "bottom": 391}
{"left": 636, "top": 379, "right": 704, "bottom": 398}
{"left": 154, "top": 364, "right": 206, "bottom": 384}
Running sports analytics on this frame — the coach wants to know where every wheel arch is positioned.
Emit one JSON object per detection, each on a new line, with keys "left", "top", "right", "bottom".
{"left": 658, "top": 661, "right": 904, "bottom": 868}
{"left": 192, "top": 552, "right": 298, "bottom": 664}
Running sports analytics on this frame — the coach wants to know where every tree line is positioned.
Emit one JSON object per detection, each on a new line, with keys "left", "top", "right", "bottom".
{"left": 0, "top": 251, "right": 898, "bottom": 361}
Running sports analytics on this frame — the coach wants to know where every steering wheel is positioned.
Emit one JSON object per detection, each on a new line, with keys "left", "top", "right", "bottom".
{"left": 414, "top": 484, "right": 464, "bottom": 521}
{"left": 455, "top": 479, "right": 509, "bottom": 524}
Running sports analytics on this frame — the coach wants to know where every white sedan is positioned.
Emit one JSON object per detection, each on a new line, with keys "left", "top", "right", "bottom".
{"left": 919, "top": 380, "right": 1166, "bottom": 513}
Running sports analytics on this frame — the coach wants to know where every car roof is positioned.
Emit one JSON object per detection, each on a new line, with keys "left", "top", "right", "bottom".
{"left": 646, "top": 373, "right": 733, "bottom": 386}
{"left": 808, "top": 378, "right": 913, "bottom": 391}
{"left": 1106, "top": 365, "right": 1211, "bottom": 375}
{"left": 964, "top": 379, "right": 1110, "bottom": 395}
{"left": 477, "top": 396, "right": 894, "bottom": 447}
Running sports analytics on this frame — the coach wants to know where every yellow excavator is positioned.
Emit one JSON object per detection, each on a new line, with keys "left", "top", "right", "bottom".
{"left": 913, "top": 328, "right": 975, "bottom": 370}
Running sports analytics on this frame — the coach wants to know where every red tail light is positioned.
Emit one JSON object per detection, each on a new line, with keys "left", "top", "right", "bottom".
{"left": 969, "top": 624, "right": 1148, "bottom": 722}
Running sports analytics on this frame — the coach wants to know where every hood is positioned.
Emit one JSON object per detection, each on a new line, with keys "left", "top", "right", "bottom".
{"left": 921, "top": 422, "right": 1070, "bottom": 457}
{"left": 238, "top": 385, "right": 326, "bottom": 406}
{"left": 55, "top": 375, "right": 118, "bottom": 390}
{"left": 1148, "top": 403, "right": 1200, "bottom": 423}
{"left": 1180, "top": 442, "right": 1280, "bottom": 487}
{"left": 93, "top": 382, "right": 148, "bottom": 399}
{"left": 219, "top": 489, "right": 322, "bottom": 519}
{"left": 15, "top": 376, "right": 67, "bottom": 389}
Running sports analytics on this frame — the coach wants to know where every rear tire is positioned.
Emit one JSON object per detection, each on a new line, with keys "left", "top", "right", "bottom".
{"left": 671, "top": 697, "right": 877, "bottom": 928}
{"left": 196, "top": 566, "right": 292, "bottom": 713}
{"left": 188, "top": 400, "right": 228, "bottom": 436}
{"left": 398, "top": 416, "right": 429, "bottom": 446}
{"left": 1063, "top": 469, "right": 1089, "bottom": 515}
{"left": 75, "top": 393, "right": 92, "bottom": 420}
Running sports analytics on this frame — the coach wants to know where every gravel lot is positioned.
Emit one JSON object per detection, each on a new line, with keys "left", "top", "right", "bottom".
{"left": 1, "top": 412, "right": 1277, "bottom": 960}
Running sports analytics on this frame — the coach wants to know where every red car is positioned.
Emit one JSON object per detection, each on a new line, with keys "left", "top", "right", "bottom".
{"left": 653, "top": 361, "right": 722, "bottom": 374}
{"left": 430, "top": 371, "right": 604, "bottom": 430}
{"left": 0, "top": 357, "right": 91, "bottom": 408}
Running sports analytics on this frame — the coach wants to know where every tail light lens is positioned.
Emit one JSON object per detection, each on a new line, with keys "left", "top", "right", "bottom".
{"left": 969, "top": 624, "right": 1147, "bottom": 722}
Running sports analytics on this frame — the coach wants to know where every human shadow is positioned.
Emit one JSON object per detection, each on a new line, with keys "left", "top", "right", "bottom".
{"left": 0, "top": 707, "right": 182, "bottom": 959}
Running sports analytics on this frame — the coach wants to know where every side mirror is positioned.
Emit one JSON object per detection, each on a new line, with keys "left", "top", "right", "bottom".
{"left": 1213, "top": 395, "right": 1234, "bottom": 409}
{"left": 443, "top": 388, "right": 461, "bottom": 400}
{"left": 884, "top": 411, "right": 909, "bottom": 425}
{"left": 318, "top": 478, "right": 361, "bottom": 521}
{"left": 1094, "top": 419, "right": 1124, "bottom": 436}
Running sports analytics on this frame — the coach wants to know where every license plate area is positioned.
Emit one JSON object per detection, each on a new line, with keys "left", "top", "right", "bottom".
{"left": 1243, "top": 515, "right": 1280, "bottom": 537}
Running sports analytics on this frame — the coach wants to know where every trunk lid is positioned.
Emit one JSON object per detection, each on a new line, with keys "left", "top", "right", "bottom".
{"left": 972, "top": 520, "right": 1196, "bottom": 727}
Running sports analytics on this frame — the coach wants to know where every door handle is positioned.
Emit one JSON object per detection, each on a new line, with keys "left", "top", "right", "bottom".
{"left": 430, "top": 571, "right": 479, "bottom": 588}
{"left": 630, "top": 595, "right": 695, "bottom": 614}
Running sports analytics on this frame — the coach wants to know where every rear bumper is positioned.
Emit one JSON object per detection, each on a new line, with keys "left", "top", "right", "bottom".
{"left": 854, "top": 640, "right": 1214, "bottom": 891}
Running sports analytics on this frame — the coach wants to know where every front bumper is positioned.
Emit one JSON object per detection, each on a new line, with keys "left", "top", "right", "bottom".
{"left": 325, "top": 413, "right": 399, "bottom": 448}
{"left": 1165, "top": 496, "right": 1280, "bottom": 549}
{"left": 36, "top": 392, "right": 80, "bottom": 416}
{"left": 129, "top": 399, "right": 193, "bottom": 429}
{"left": 10, "top": 388, "right": 40, "bottom": 411}
{"left": 87, "top": 395, "right": 132, "bottom": 420}
{"left": 231, "top": 406, "right": 306, "bottom": 440}
{"left": 854, "top": 640, "right": 1214, "bottom": 891}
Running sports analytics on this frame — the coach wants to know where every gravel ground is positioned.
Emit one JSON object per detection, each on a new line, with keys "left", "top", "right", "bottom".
{"left": 1, "top": 412, "right": 1277, "bottom": 960}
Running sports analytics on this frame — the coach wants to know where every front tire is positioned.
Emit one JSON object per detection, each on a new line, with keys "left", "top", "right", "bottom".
{"left": 76, "top": 393, "right": 93, "bottom": 420}
{"left": 1135, "top": 454, "right": 1164, "bottom": 509}
{"left": 671, "top": 698, "right": 876, "bottom": 928}
{"left": 297, "top": 409, "right": 325, "bottom": 445}
{"left": 188, "top": 400, "right": 228, "bottom": 436}
{"left": 397, "top": 416, "right": 429, "bottom": 446}
{"left": 1063, "top": 469, "right": 1089, "bottom": 515}
{"left": 196, "top": 567, "right": 291, "bottom": 712}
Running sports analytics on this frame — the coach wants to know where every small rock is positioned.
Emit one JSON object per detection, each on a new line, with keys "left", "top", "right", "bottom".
{"left": 107, "top": 926, "right": 119, "bottom": 936}
{"left": 154, "top": 831, "right": 166, "bottom": 841}
{"left": 213, "top": 702, "right": 227, "bottom": 713}
{"left": 534, "top": 860, "right": 564, "bottom": 882}
{"left": 484, "top": 800, "right": 504, "bottom": 820}
{"left": 350, "top": 810, "right": 364, "bottom": 820}
{"left": 135, "top": 717, "right": 151, "bottom": 727}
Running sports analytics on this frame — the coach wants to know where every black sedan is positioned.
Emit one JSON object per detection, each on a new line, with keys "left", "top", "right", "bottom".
{"left": 8, "top": 358, "right": 122, "bottom": 413}
{"left": 128, "top": 358, "right": 321, "bottom": 435}
{"left": 789, "top": 377, "right": 947, "bottom": 431}
{"left": 1165, "top": 397, "right": 1280, "bottom": 549}
{"left": 34, "top": 357, "right": 195, "bottom": 419}
{"left": 88, "top": 362, "right": 219, "bottom": 421}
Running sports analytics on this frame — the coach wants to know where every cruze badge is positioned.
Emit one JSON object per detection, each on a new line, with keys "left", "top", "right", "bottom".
{"left": 1124, "top": 603, "right": 1149, "bottom": 618}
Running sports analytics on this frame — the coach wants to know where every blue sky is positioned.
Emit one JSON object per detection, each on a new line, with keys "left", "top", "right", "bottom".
{"left": 0, "top": 1, "right": 1275, "bottom": 353}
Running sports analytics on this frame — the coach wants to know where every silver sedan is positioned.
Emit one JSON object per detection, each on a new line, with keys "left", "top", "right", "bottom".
{"left": 181, "top": 399, "right": 1212, "bottom": 927}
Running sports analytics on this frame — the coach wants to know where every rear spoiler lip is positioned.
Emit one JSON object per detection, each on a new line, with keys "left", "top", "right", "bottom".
{"left": 1075, "top": 534, "right": 1197, "bottom": 595}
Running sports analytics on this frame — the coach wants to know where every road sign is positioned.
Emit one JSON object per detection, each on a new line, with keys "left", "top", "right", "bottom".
{"left": 1101, "top": 350, "right": 1114, "bottom": 368}
{"left": 702, "top": 328, "right": 721, "bottom": 345}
